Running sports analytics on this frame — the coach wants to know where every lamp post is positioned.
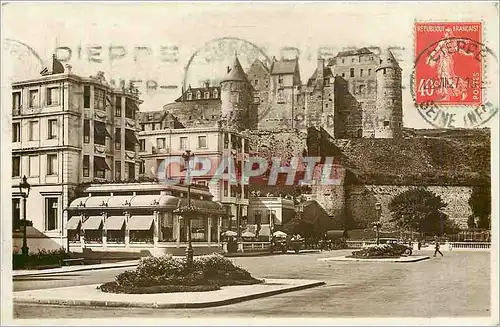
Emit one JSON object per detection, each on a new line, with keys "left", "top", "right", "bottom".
{"left": 374, "top": 202, "right": 382, "bottom": 245}
{"left": 19, "top": 175, "right": 31, "bottom": 258}
{"left": 182, "top": 150, "right": 195, "bottom": 267}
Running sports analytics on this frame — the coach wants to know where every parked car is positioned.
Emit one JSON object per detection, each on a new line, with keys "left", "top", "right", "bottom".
{"left": 270, "top": 239, "right": 288, "bottom": 254}
{"left": 375, "top": 238, "right": 413, "bottom": 256}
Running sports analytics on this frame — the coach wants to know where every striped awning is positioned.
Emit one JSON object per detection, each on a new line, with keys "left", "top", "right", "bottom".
{"left": 82, "top": 216, "right": 103, "bottom": 230}
{"left": 104, "top": 216, "right": 126, "bottom": 231}
{"left": 128, "top": 216, "right": 153, "bottom": 230}
{"left": 66, "top": 216, "right": 81, "bottom": 230}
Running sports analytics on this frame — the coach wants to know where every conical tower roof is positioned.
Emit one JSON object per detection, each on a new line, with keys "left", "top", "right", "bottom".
{"left": 376, "top": 48, "right": 401, "bottom": 71}
{"left": 221, "top": 54, "right": 248, "bottom": 83}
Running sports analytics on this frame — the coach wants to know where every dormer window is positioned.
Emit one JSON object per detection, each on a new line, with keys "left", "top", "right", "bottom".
{"left": 196, "top": 91, "right": 201, "bottom": 99}
{"left": 187, "top": 92, "right": 192, "bottom": 101}
{"left": 278, "top": 75, "right": 284, "bottom": 84}
{"left": 204, "top": 91, "right": 210, "bottom": 99}
{"left": 213, "top": 89, "right": 218, "bottom": 98}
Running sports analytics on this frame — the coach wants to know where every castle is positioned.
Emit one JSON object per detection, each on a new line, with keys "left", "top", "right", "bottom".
{"left": 162, "top": 47, "right": 403, "bottom": 139}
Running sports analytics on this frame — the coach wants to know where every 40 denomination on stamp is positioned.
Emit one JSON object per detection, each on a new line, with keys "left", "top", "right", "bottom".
{"left": 415, "top": 22, "right": 482, "bottom": 106}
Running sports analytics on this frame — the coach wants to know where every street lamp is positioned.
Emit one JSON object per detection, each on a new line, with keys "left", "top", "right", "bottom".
{"left": 374, "top": 202, "right": 382, "bottom": 245}
{"left": 18, "top": 175, "right": 31, "bottom": 258}
{"left": 182, "top": 150, "right": 195, "bottom": 267}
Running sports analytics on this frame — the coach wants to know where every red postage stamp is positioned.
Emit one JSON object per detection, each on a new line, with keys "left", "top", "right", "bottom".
{"left": 414, "top": 22, "right": 483, "bottom": 106}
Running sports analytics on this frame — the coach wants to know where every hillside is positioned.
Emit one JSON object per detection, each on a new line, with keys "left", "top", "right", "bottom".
{"left": 312, "top": 128, "right": 490, "bottom": 186}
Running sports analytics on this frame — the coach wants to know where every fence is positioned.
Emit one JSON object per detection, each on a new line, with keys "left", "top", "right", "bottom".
{"left": 242, "top": 242, "right": 271, "bottom": 252}
{"left": 346, "top": 240, "right": 491, "bottom": 251}
{"left": 447, "top": 242, "right": 491, "bottom": 250}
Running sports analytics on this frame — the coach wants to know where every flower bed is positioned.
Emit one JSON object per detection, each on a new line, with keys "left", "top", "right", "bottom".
{"left": 98, "top": 253, "right": 263, "bottom": 294}
{"left": 348, "top": 244, "right": 411, "bottom": 259}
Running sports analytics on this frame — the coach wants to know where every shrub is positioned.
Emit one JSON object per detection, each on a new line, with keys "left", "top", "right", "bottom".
{"left": 12, "top": 248, "right": 70, "bottom": 270}
{"left": 100, "top": 253, "right": 263, "bottom": 294}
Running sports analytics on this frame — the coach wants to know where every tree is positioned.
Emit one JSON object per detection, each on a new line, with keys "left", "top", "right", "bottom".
{"left": 388, "top": 187, "right": 449, "bottom": 236}
{"left": 468, "top": 186, "right": 491, "bottom": 230}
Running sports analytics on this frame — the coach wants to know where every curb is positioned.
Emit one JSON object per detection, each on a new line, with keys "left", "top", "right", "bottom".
{"left": 225, "top": 250, "right": 321, "bottom": 258}
{"left": 13, "top": 262, "right": 139, "bottom": 278}
{"left": 14, "top": 281, "right": 326, "bottom": 309}
{"left": 319, "top": 256, "right": 430, "bottom": 263}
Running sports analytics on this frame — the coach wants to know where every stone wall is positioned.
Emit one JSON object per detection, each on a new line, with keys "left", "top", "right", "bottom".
{"left": 345, "top": 184, "right": 473, "bottom": 230}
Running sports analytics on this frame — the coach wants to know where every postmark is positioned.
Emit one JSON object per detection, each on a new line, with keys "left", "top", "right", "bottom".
{"left": 411, "top": 22, "right": 498, "bottom": 128}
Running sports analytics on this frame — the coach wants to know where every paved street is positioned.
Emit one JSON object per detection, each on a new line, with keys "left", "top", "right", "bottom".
{"left": 13, "top": 250, "right": 490, "bottom": 318}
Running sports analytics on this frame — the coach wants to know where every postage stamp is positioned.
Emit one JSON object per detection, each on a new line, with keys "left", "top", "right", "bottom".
{"left": 414, "top": 22, "right": 483, "bottom": 106}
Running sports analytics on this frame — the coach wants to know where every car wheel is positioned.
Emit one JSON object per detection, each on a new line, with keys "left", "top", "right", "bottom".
{"left": 404, "top": 248, "right": 412, "bottom": 256}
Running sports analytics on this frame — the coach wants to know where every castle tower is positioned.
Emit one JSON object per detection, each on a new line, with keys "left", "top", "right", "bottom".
{"left": 220, "top": 54, "right": 252, "bottom": 131}
{"left": 374, "top": 49, "right": 403, "bottom": 138}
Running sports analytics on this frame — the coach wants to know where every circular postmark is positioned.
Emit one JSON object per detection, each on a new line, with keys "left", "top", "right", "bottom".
{"left": 182, "top": 37, "right": 274, "bottom": 124}
{"left": 411, "top": 35, "right": 498, "bottom": 129}
{"left": 3, "top": 38, "right": 45, "bottom": 84}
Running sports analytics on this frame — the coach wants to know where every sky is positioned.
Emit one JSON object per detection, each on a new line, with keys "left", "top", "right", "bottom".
{"left": 2, "top": 2, "right": 499, "bottom": 129}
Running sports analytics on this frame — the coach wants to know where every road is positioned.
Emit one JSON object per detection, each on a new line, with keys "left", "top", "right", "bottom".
{"left": 13, "top": 250, "right": 491, "bottom": 318}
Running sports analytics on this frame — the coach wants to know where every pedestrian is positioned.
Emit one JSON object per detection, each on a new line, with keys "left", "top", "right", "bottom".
{"left": 433, "top": 238, "right": 443, "bottom": 257}
{"left": 418, "top": 240, "right": 422, "bottom": 250}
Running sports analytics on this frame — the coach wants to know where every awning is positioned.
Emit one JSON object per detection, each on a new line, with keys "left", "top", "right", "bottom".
{"left": 66, "top": 216, "right": 81, "bottom": 230}
{"left": 82, "top": 216, "right": 103, "bottom": 230}
{"left": 128, "top": 216, "right": 154, "bottom": 230}
{"left": 125, "top": 129, "right": 139, "bottom": 144}
{"left": 105, "top": 216, "right": 126, "bottom": 230}
{"left": 94, "top": 156, "right": 111, "bottom": 170}
{"left": 94, "top": 122, "right": 113, "bottom": 139}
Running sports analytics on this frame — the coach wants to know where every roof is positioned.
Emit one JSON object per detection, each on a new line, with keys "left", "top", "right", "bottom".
{"left": 250, "top": 59, "right": 270, "bottom": 74}
{"left": 271, "top": 59, "right": 298, "bottom": 75}
{"left": 221, "top": 55, "right": 248, "bottom": 83}
{"left": 175, "top": 86, "right": 221, "bottom": 102}
{"left": 376, "top": 48, "right": 401, "bottom": 70}
{"left": 335, "top": 47, "right": 374, "bottom": 58}
{"left": 306, "top": 67, "right": 333, "bottom": 87}
{"left": 137, "top": 110, "right": 168, "bottom": 123}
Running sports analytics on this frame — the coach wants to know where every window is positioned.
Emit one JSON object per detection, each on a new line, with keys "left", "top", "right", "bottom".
{"left": 139, "top": 139, "right": 145, "bottom": 152}
{"left": 157, "top": 138, "right": 166, "bottom": 149}
{"left": 384, "top": 120, "right": 390, "bottom": 127}
{"left": 212, "top": 89, "right": 218, "bottom": 98}
{"left": 368, "top": 69, "right": 372, "bottom": 76}
{"left": 46, "top": 87, "right": 60, "bottom": 105}
{"left": 115, "top": 128, "right": 121, "bottom": 149}
{"left": 224, "top": 133, "right": 229, "bottom": 149}
{"left": 342, "top": 73, "right": 345, "bottom": 77}
{"left": 48, "top": 119, "right": 57, "bottom": 139}
{"left": 198, "top": 136, "right": 207, "bottom": 149}
{"left": 125, "top": 98, "right": 136, "bottom": 119}
{"left": 28, "top": 121, "right": 39, "bottom": 141}
{"left": 370, "top": 56, "right": 374, "bottom": 61}
{"left": 230, "top": 92, "right": 239, "bottom": 103}
{"left": 94, "top": 121, "right": 106, "bottom": 146}
{"left": 254, "top": 211, "right": 262, "bottom": 225}
{"left": 139, "top": 161, "right": 145, "bottom": 175}
{"left": 151, "top": 123, "right": 156, "bottom": 131}
{"left": 128, "top": 162, "right": 135, "bottom": 180}
{"left": 196, "top": 91, "right": 201, "bottom": 99}
{"left": 341, "top": 59, "right": 345, "bottom": 64}
{"left": 12, "top": 92, "right": 21, "bottom": 114}
{"left": 254, "top": 79, "right": 259, "bottom": 86}
{"left": 359, "top": 56, "right": 362, "bottom": 63}
{"left": 278, "top": 75, "right": 284, "bottom": 84}
{"left": 94, "top": 156, "right": 108, "bottom": 179}
{"left": 83, "top": 155, "right": 89, "bottom": 177}
{"left": 45, "top": 198, "right": 58, "bottom": 231}
{"left": 223, "top": 181, "right": 228, "bottom": 197}
{"left": 180, "top": 137, "right": 188, "bottom": 150}
{"left": 141, "top": 124, "right": 145, "bottom": 131}
{"left": 115, "top": 96, "right": 122, "bottom": 117}
{"left": 360, "top": 69, "right": 364, "bottom": 77}
{"left": 383, "top": 68, "right": 387, "bottom": 75}
{"left": 187, "top": 92, "right": 192, "bottom": 100}
{"left": 204, "top": 92, "right": 210, "bottom": 99}
{"left": 392, "top": 99, "right": 396, "bottom": 104}
{"left": 84, "top": 120, "right": 90, "bottom": 143}
{"left": 277, "top": 89, "right": 285, "bottom": 104}
{"left": 12, "top": 156, "right": 20, "bottom": 177}
{"left": 12, "top": 123, "right": 20, "bottom": 142}
{"left": 94, "top": 88, "right": 105, "bottom": 110}
{"left": 351, "top": 58, "right": 355, "bottom": 63}
{"left": 29, "top": 89, "right": 39, "bottom": 108}
{"left": 29, "top": 155, "right": 39, "bottom": 176}
{"left": 83, "top": 86, "right": 90, "bottom": 108}
{"left": 125, "top": 129, "right": 137, "bottom": 151}
{"left": 359, "top": 85, "right": 365, "bottom": 95}
{"left": 12, "top": 198, "right": 21, "bottom": 231}
{"left": 115, "top": 161, "right": 121, "bottom": 180}
{"left": 155, "top": 123, "right": 161, "bottom": 130}
{"left": 357, "top": 129, "right": 363, "bottom": 138}
{"left": 47, "top": 154, "right": 57, "bottom": 175}
{"left": 159, "top": 213, "right": 175, "bottom": 242}
{"left": 350, "top": 68, "right": 355, "bottom": 77}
